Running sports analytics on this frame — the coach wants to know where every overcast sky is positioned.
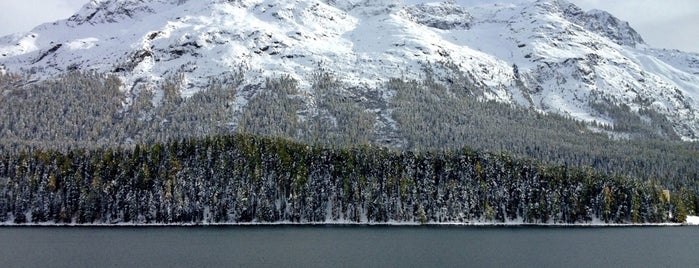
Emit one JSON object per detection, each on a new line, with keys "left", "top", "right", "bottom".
{"left": 0, "top": 0, "right": 697, "bottom": 53}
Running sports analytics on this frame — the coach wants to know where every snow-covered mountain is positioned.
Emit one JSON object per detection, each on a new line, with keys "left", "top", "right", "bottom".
{"left": 1, "top": 0, "right": 698, "bottom": 140}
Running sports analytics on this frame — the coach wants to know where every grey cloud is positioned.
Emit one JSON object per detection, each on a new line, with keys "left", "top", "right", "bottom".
{"left": 0, "top": 0, "right": 84, "bottom": 36}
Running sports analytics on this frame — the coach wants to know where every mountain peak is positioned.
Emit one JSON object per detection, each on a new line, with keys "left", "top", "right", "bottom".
{"left": 558, "top": 3, "right": 644, "bottom": 47}
{"left": 516, "top": 0, "right": 644, "bottom": 47}
{"left": 0, "top": 0, "right": 697, "bottom": 140}
{"left": 67, "top": 0, "right": 161, "bottom": 25}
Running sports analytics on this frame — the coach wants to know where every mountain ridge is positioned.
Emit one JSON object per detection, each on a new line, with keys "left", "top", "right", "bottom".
{"left": 1, "top": 0, "right": 698, "bottom": 140}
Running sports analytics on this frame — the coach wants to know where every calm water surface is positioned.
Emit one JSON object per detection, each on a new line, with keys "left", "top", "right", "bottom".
{"left": 0, "top": 226, "right": 697, "bottom": 267}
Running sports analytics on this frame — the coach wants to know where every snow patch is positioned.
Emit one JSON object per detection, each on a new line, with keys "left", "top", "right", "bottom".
{"left": 66, "top": 38, "right": 100, "bottom": 50}
{"left": 1, "top": 0, "right": 699, "bottom": 140}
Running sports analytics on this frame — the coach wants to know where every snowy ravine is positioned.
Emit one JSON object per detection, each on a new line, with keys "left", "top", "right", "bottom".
{"left": 1, "top": 0, "right": 699, "bottom": 140}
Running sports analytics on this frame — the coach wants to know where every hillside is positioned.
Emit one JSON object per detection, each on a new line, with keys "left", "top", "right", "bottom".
{"left": 0, "top": 0, "right": 698, "bottom": 140}
{"left": 0, "top": 0, "right": 698, "bottom": 225}
{"left": 1, "top": 133, "right": 693, "bottom": 225}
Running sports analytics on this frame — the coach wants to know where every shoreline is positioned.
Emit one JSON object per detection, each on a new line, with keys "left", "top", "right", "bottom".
{"left": 0, "top": 221, "right": 691, "bottom": 227}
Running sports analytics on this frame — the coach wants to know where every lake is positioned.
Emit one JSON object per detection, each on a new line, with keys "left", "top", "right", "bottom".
{"left": 0, "top": 225, "right": 697, "bottom": 267}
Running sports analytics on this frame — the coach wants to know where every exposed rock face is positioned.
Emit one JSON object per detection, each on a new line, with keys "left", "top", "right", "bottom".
{"left": 1, "top": 0, "right": 698, "bottom": 140}
{"left": 559, "top": 1, "right": 644, "bottom": 47}
{"left": 404, "top": 2, "right": 472, "bottom": 30}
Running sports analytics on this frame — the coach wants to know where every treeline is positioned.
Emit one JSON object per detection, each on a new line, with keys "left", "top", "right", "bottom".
{"left": 0, "top": 133, "right": 695, "bottom": 224}
{"left": 386, "top": 75, "right": 699, "bottom": 189}
{"left": 0, "top": 71, "right": 242, "bottom": 151}
{"left": 0, "top": 70, "right": 697, "bottom": 187}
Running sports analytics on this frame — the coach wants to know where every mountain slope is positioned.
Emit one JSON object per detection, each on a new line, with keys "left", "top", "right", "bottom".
{"left": 1, "top": 0, "right": 698, "bottom": 140}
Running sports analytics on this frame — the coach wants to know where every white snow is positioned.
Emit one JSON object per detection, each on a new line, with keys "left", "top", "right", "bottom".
{"left": 687, "top": 216, "right": 699, "bottom": 225}
{"left": 1, "top": 0, "right": 698, "bottom": 140}
{"left": 66, "top": 37, "right": 99, "bottom": 50}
